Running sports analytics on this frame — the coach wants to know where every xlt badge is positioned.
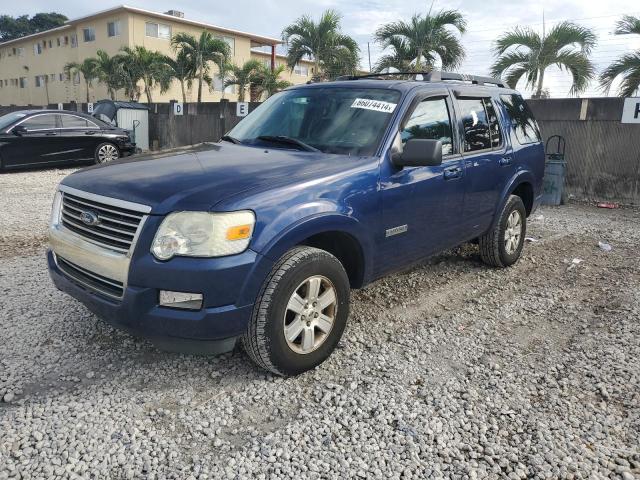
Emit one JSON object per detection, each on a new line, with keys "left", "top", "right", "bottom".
{"left": 385, "top": 225, "right": 408, "bottom": 237}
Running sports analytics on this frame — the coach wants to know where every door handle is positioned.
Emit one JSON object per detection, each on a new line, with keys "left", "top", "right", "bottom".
{"left": 45, "top": 132, "right": 57, "bottom": 136}
{"left": 499, "top": 156, "right": 512, "bottom": 166}
{"left": 443, "top": 166, "right": 462, "bottom": 180}
{"left": 85, "top": 131, "right": 96, "bottom": 135}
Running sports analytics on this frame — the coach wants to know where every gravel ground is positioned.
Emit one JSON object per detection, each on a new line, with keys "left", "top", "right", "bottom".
{"left": 0, "top": 168, "right": 639, "bottom": 479}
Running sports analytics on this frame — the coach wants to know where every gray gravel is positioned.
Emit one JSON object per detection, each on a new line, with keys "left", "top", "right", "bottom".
{"left": 1, "top": 168, "right": 639, "bottom": 479}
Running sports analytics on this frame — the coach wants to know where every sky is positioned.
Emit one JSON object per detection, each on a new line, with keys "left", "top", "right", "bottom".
{"left": 7, "top": 0, "right": 640, "bottom": 97}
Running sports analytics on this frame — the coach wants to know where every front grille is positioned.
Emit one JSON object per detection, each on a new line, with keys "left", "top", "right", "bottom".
{"left": 57, "top": 256, "right": 124, "bottom": 299}
{"left": 61, "top": 192, "right": 145, "bottom": 254}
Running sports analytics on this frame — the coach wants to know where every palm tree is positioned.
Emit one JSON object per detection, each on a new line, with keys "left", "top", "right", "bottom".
{"left": 253, "top": 65, "right": 292, "bottom": 99}
{"left": 64, "top": 58, "right": 98, "bottom": 103}
{"left": 171, "top": 32, "right": 230, "bottom": 103}
{"left": 374, "top": 37, "right": 416, "bottom": 72}
{"left": 119, "top": 46, "right": 169, "bottom": 103}
{"left": 491, "top": 21, "right": 596, "bottom": 98}
{"left": 161, "top": 50, "right": 194, "bottom": 103}
{"left": 224, "top": 60, "right": 263, "bottom": 102}
{"left": 282, "top": 10, "right": 359, "bottom": 80}
{"left": 374, "top": 9, "right": 467, "bottom": 71}
{"left": 600, "top": 15, "right": 640, "bottom": 97}
{"left": 94, "top": 50, "right": 124, "bottom": 100}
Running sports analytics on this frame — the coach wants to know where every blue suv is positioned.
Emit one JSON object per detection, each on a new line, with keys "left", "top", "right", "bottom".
{"left": 48, "top": 72, "right": 544, "bottom": 376}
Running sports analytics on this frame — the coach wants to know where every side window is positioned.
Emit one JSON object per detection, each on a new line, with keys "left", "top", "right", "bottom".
{"left": 21, "top": 114, "right": 58, "bottom": 131}
{"left": 401, "top": 97, "right": 453, "bottom": 155}
{"left": 61, "top": 115, "right": 97, "bottom": 129}
{"left": 500, "top": 94, "right": 541, "bottom": 144}
{"left": 459, "top": 99, "right": 491, "bottom": 152}
{"left": 484, "top": 98, "right": 503, "bottom": 148}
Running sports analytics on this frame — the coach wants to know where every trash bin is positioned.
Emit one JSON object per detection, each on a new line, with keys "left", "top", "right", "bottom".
{"left": 541, "top": 135, "right": 566, "bottom": 206}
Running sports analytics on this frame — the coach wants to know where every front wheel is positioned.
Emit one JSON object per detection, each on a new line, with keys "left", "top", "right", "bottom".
{"left": 94, "top": 142, "right": 120, "bottom": 164}
{"left": 479, "top": 195, "right": 527, "bottom": 267}
{"left": 242, "top": 247, "right": 350, "bottom": 376}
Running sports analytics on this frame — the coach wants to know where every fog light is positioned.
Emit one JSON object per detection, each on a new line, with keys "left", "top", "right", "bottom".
{"left": 159, "top": 291, "right": 203, "bottom": 310}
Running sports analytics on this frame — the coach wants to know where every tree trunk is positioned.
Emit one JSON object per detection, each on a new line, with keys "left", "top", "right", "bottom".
{"left": 180, "top": 80, "right": 186, "bottom": 104}
{"left": 146, "top": 84, "right": 152, "bottom": 104}
{"left": 238, "top": 83, "right": 245, "bottom": 103}
{"left": 85, "top": 79, "right": 90, "bottom": 103}
{"left": 197, "top": 53, "right": 204, "bottom": 103}
{"left": 534, "top": 69, "right": 545, "bottom": 99}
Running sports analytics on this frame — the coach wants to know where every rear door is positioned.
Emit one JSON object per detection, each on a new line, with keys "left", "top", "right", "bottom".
{"left": 1, "top": 114, "right": 64, "bottom": 168}
{"left": 58, "top": 113, "right": 102, "bottom": 160}
{"left": 453, "top": 95, "right": 513, "bottom": 234}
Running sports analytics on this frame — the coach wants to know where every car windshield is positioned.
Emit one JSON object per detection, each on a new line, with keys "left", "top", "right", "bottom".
{"left": 0, "top": 112, "right": 28, "bottom": 130}
{"left": 228, "top": 87, "right": 402, "bottom": 156}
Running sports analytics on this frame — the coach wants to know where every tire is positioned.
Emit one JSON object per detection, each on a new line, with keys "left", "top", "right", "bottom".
{"left": 479, "top": 195, "right": 527, "bottom": 268}
{"left": 94, "top": 142, "right": 120, "bottom": 164}
{"left": 242, "top": 246, "right": 350, "bottom": 376}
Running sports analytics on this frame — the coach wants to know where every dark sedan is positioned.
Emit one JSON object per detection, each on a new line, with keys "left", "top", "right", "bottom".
{"left": 0, "top": 110, "right": 136, "bottom": 171}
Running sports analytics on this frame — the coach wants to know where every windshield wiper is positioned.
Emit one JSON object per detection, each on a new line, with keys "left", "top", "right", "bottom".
{"left": 221, "top": 135, "right": 243, "bottom": 145}
{"left": 257, "top": 135, "right": 319, "bottom": 152}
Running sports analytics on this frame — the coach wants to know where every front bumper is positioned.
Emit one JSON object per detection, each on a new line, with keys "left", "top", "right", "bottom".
{"left": 48, "top": 250, "right": 256, "bottom": 342}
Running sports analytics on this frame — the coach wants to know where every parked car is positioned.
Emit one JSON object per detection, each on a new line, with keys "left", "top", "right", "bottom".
{"left": 0, "top": 110, "right": 135, "bottom": 171}
{"left": 47, "top": 72, "right": 544, "bottom": 376}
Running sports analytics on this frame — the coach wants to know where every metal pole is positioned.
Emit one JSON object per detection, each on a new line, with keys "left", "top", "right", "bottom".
{"left": 367, "top": 42, "right": 372, "bottom": 72}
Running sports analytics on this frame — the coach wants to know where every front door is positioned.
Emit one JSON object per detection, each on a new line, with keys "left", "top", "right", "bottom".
{"left": 1, "top": 113, "right": 65, "bottom": 168}
{"left": 58, "top": 113, "right": 102, "bottom": 161}
{"left": 377, "top": 93, "right": 467, "bottom": 276}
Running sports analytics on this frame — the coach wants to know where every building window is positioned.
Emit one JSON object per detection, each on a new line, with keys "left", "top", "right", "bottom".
{"left": 216, "top": 35, "right": 235, "bottom": 55}
{"left": 294, "top": 64, "right": 308, "bottom": 76}
{"left": 34, "top": 43, "right": 43, "bottom": 55}
{"left": 49, "top": 73, "right": 56, "bottom": 82}
{"left": 35, "top": 75, "right": 43, "bottom": 87}
{"left": 71, "top": 34, "right": 78, "bottom": 48}
{"left": 16, "top": 47, "right": 24, "bottom": 57}
{"left": 107, "top": 20, "right": 121, "bottom": 37}
{"left": 145, "top": 22, "right": 171, "bottom": 39}
{"left": 19, "top": 77, "right": 27, "bottom": 88}
{"left": 48, "top": 40, "right": 52, "bottom": 48}
{"left": 83, "top": 28, "right": 96, "bottom": 42}
{"left": 64, "top": 36, "right": 69, "bottom": 46}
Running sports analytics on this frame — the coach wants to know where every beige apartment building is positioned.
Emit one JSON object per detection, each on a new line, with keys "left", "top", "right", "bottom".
{"left": 0, "top": 5, "right": 315, "bottom": 105}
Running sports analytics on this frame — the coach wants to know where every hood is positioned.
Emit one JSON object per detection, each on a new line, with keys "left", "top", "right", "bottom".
{"left": 61, "top": 143, "right": 368, "bottom": 214}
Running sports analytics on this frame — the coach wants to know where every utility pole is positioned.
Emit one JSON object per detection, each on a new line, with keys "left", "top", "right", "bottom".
{"left": 367, "top": 42, "right": 372, "bottom": 72}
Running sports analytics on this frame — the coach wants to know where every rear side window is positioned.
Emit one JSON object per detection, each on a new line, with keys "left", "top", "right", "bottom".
{"left": 458, "top": 98, "right": 503, "bottom": 152}
{"left": 500, "top": 94, "right": 541, "bottom": 145}
{"left": 21, "top": 114, "right": 58, "bottom": 131}
{"left": 401, "top": 97, "right": 454, "bottom": 155}
{"left": 61, "top": 115, "right": 98, "bottom": 129}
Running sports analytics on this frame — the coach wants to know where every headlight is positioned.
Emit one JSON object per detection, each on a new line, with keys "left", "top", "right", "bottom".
{"left": 151, "top": 211, "right": 255, "bottom": 260}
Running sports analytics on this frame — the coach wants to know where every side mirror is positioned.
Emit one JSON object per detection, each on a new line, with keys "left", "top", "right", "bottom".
{"left": 12, "top": 125, "right": 27, "bottom": 136}
{"left": 392, "top": 138, "right": 443, "bottom": 168}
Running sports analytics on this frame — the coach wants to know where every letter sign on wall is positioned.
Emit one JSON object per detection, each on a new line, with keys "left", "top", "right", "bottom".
{"left": 621, "top": 98, "right": 640, "bottom": 123}
{"left": 87, "top": 102, "right": 94, "bottom": 113}
{"left": 236, "top": 102, "right": 249, "bottom": 117}
{"left": 173, "top": 102, "right": 184, "bottom": 116}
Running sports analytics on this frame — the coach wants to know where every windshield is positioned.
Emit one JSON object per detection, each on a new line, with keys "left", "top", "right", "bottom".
{"left": 0, "top": 112, "right": 28, "bottom": 130}
{"left": 228, "top": 87, "right": 402, "bottom": 156}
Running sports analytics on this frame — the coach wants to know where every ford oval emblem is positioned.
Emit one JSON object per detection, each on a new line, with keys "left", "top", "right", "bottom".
{"left": 80, "top": 210, "right": 101, "bottom": 226}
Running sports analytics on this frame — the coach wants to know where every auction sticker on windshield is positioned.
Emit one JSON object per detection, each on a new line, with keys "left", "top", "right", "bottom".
{"left": 351, "top": 98, "right": 397, "bottom": 113}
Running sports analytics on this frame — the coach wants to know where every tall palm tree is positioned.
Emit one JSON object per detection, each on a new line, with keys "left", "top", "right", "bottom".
{"left": 282, "top": 10, "right": 359, "bottom": 80}
{"left": 374, "top": 37, "right": 417, "bottom": 72}
{"left": 161, "top": 50, "right": 194, "bottom": 103}
{"left": 171, "top": 32, "right": 230, "bottom": 103}
{"left": 119, "top": 46, "right": 168, "bottom": 103}
{"left": 64, "top": 58, "right": 98, "bottom": 103}
{"left": 374, "top": 9, "right": 467, "bottom": 71}
{"left": 600, "top": 15, "right": 640, "bottom": 97}
{"left": 94, "top": 50, "right": 124, "bottom": 100}
{"left": 224, "top": 60, "right": 263, "bottom": 102}
{"left": 491, "top": 21, "right": 596, "bottom": 98}
{"left": 252, "top": 65, "right": 292, "bottom": 99}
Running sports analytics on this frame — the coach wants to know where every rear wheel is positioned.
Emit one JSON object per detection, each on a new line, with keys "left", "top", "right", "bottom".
{"left": 479, "top": 195, "right": 526, "bottom": 267}
{"left": 242, "top": 246, "right": 350, "bottom": 376}
{"left": 94, "top": 142, "right": 119, "bottom": 164}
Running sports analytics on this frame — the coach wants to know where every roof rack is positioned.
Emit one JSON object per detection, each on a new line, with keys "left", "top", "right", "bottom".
{"left": 335, "top": 71, "right": 506, "bottom": 88}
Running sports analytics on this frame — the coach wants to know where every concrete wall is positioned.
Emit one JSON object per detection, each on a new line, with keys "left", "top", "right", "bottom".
{"left": 529, "top": 98, "right": 640, "bottom": 205}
